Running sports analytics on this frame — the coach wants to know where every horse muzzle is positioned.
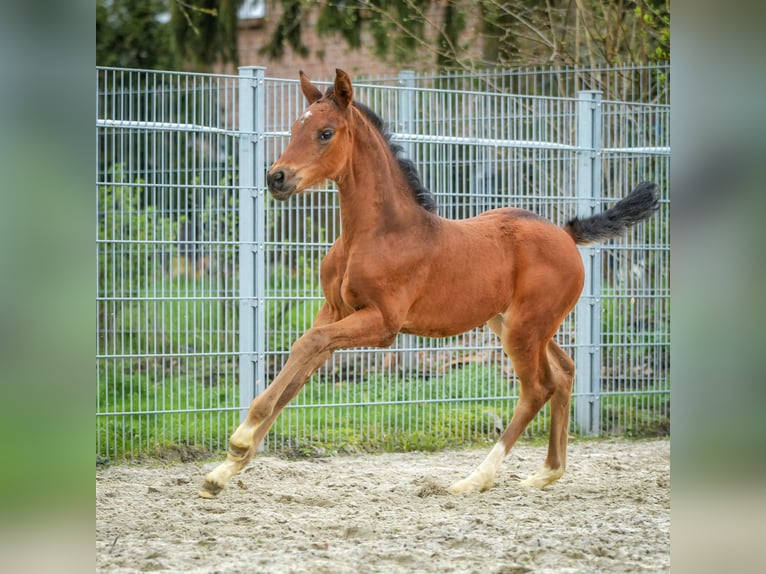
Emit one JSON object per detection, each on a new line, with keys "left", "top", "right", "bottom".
{"left": 267, "top": 166, "right": 301, "bottom": 200}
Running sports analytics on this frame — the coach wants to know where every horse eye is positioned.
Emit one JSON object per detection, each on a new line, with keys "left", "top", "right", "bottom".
{"left": 319, "top": 129, "right": 334, "bottom": 142}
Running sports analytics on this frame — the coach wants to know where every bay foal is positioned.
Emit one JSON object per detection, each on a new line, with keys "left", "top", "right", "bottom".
{"left": 199, "top": 69, "right": 659, "bottom": 498}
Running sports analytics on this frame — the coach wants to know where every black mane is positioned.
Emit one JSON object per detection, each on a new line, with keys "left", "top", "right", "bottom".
{"left": 323, "top": 87, "right": 438, "bottom": 213}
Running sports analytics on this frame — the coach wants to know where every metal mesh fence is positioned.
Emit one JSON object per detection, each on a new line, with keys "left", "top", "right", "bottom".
{"left": 366, "top": 64, "right": 669, "bottom": 105}
{"left": 97, "top": 64, "right": 669, "bottom": 459}
{"left": 597, "top": 97, "right": 670, "bottom": 436}
{"left": 96, "top": 69, "right": 242, "bottom": 458}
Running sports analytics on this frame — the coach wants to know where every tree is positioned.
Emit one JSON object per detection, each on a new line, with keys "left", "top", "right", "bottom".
{"left": 97, "top": 1, "right": 669, "bottom": 73}
{"left": 265, "top": 0, "right": 669, "bottom": 71}
{"left": 169, "top": 0, "right": 244, "bottom": 70}
{"left": 97, "top": 0, "right": 244, "bottom": 71}
{"left": 97, "top": 0, "right": 176, "bottom": 69}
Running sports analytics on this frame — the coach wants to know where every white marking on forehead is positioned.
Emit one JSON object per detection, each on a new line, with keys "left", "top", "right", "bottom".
{"left": 299, "top": 110, "right": 312, "bottom": 125}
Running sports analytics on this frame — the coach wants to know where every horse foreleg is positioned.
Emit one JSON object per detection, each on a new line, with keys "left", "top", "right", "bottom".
{"left": 200, "top": 306, "right": 398, "bottom": 498}
{"left": 199, "top": 343, "right": 332, "bottom": 498}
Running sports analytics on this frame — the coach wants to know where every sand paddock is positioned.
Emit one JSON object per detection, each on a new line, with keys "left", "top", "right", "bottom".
{"left": 97, "top": 438, "right": 669, "bottom": 573}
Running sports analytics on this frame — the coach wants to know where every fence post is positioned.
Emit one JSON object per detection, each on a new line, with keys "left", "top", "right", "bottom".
{"left": 238, "top": 67, "right": 267, "bottom": 432}
{"left": 398, "top": 70, "right": 415, "bottom": 156}
{"left": 574, "top": 90, "right": 603, "bottom": 436}
{"left": 397, "top": 70, "right": 418, "bottom": 375}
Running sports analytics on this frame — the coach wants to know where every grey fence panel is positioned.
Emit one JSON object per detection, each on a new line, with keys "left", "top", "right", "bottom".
{"left": 597, "top": 95, "right": 670, "bottom": 437}
{"left": 97, "top": 68, "right": 243, "bottom": 459}
{"left": 365, "top": 64, "right": 669, "bottom": 105}
{"left": 97, "top": 64, "right": 670, "bottom": 460}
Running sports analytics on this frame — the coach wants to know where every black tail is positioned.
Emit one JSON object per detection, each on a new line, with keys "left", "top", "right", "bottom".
{"left": 565, "top": 181, "right": 660, "bottom": 245}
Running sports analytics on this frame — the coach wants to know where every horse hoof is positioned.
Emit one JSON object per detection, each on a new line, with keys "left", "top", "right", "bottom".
{"left": 447, "top": 477, "right": 491, "bottom": 494}
{"left": 520, "top": 467, "right": 563, "bottom": 490}
{"left": 519, "top": 476, "right": 546, "bottom": 490}
{"left": 447, "top": 483, "right": 472, "bottom": 495}
{"left": 198, "top": 479, "right": 223, "bottom": 498}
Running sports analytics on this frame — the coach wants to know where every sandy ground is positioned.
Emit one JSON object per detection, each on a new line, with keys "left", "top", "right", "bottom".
{"left": 96, "top": 439, "right": 669, "bottom": 573}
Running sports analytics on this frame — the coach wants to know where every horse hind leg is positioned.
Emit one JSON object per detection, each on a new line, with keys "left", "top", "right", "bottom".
{"left": 449, "top": 316, "right": 555, "bottom": 494}
{"left": 520, "top": 339, "right": 574, "bottom": 490}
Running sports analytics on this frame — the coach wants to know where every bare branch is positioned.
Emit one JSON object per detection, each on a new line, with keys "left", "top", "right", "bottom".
{"left": 486, "top": 0, "right": 557, "bottom": 52}
{"left": 357, "top": 0, "right": 481, "bottom": 74}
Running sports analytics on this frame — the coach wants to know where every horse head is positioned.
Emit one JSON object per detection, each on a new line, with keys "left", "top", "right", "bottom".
{"left": 267, "top": 69, "right": 355, "bottom": 200}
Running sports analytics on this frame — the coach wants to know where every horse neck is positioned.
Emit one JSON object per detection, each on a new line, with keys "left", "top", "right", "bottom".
{"left": 336, "top": 118, "right": 426, "bottom": 240}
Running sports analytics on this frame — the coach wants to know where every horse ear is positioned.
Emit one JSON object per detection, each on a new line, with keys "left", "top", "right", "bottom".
{"left": 333, "top": 68, "right": 353, "bottom": 110}
{"left": 299, "top": 71, "right": 323, "bottom": 104}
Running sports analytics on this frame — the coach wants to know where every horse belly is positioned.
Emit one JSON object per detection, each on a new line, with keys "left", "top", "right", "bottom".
{"left": 400, "top": 312, "right": 499, "bottom": 338}
{"left": 401, "top": 265, "right": 512, "bottom": 337}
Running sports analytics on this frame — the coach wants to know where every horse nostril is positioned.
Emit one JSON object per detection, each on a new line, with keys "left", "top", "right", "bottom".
{"left": 268, "top": 169, "right": 285, "bottom": 189}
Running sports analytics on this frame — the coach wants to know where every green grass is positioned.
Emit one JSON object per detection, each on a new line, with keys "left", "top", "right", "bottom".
{"left": 97, "top": 363, "right": 528, "bottom": 460}
{"left": 268, "top": 368, "right": 519, "bottom": 456}
{"left": 601, "top": 386, "right": 671, "bottom": 438}
{"left": 97, "top": 353, "right": 670, "bottom": 462}
{"left": 98, "top": 275, "right": 238, "bottom": 357}
{"left": 96, "top": 367, "right": 239, "bottom": 461}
